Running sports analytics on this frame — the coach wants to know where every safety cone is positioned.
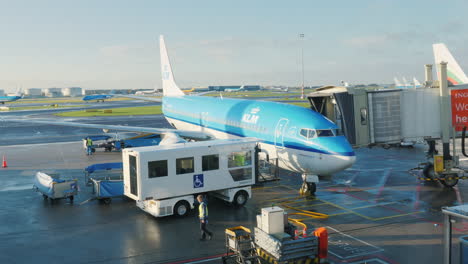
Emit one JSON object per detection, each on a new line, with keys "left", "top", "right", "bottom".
{"left": 2, "top": 155, "right": 7, "bottom": 168}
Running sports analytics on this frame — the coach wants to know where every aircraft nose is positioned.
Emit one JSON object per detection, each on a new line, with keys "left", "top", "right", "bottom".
{"left": 332, "top": 154, "right": 356, "bottom": 172}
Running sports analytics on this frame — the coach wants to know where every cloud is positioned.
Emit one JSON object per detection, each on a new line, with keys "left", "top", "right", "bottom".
{"left": 100, "top": 45, "right": 130, "bottom": 57}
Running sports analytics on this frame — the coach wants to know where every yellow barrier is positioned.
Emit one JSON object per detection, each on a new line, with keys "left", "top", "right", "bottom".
{"left": 85, "top": 109, "right": 98, "bottom": 112}
{"left": 103, "top": 110, "right": 112, "bottom": 113}
{"left": 434, "top": 155, "right": 444, "bottom": 172}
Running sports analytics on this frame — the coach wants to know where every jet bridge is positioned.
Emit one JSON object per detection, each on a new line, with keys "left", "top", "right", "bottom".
{"left": 307, "top": 86, "right": 442, "bottom": 147}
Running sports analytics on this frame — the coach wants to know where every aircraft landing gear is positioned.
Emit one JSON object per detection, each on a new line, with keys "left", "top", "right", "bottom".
{"left": 299, "top": 174, "right": 318, "bottom": 196}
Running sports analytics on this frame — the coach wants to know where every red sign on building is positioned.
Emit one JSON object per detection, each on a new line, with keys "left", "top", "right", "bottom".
{"left": 451, "top": 89, "right": 468, "bottom": 131}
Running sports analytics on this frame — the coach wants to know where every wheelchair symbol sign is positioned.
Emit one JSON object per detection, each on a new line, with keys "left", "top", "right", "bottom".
{"left": 193, "top": 174, "right": 204, "bottom": 188}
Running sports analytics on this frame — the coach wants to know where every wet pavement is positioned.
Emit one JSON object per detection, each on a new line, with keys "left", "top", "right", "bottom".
{"left": 0, "top": 108, "right": 467, "bottom": 264}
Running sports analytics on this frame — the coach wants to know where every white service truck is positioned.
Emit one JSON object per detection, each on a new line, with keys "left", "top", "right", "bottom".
{"left": 122, "top": 138, "right": 258, "bottom": 217}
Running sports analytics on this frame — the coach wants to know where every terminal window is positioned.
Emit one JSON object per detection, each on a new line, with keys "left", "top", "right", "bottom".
{"left": 176, "top": 157, "right": 194, "bottom": 174}
{"left": 228, "top": 151, "right": 252, "bottom": 168}
{"left": 148, "top": 160, "right": 168, "bottom": 178}
{"left": 202, "top": 154, "right": 219, "bottom": 171}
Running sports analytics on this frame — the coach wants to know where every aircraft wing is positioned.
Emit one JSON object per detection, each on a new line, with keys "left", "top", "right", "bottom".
{"left": 113, "top": 94, "right": 163, "bottom": 102}
{"left": 2, "top": 117, "right": 211, "bottom": 141}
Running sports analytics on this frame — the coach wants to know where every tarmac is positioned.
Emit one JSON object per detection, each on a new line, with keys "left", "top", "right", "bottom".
{"left": 0, "top": 103, "right": 467, "bottom": 264}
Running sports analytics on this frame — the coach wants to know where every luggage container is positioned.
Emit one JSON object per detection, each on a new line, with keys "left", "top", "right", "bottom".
{"left": 33, "top": 172, "right": 78, "bottom": 202}
{"left": 122, "top": 138, "right": 258, "bottom": 217}
{"left": 85, "top": 162, "right": 124, "bottom": 204}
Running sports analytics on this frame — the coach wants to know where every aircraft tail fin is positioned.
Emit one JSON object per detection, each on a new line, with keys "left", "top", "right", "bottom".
{"left": 394, "top": 77, "right": 402, "bottom": 87}
{"left": 433, "top": 43, "right": 468, "bottom": 85}
{"left": 160, "top": 35, "right": 184, "bottom": 97}
{"left": 413, "top": 77, "right": 421, "bottom": 87}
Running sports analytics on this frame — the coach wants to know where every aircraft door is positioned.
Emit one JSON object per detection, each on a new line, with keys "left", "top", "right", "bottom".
{"left": 274, "top": 118, "right": 289, "bottom": 149}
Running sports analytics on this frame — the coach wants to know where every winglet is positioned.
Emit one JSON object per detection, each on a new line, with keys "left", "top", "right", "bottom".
{"left": 433, "top": 43, "right": 468, "bottom": 85}
{"left": 160, "top": 35, "right": 185, "bottom": 96}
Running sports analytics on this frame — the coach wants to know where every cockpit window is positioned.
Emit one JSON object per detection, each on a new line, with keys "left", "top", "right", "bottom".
{"left": 300, "top": 128, "right": 316, "bottom": 140}
{"left": 300, "top": 128, "right": 335, "bottom": 140}
{"left": 316, "top": 129, "right": 335, "bottom": 137}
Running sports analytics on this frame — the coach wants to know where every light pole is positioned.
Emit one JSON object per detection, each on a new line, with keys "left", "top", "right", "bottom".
{"left": 299, "top": 33, "right": 305, "bottom": 99}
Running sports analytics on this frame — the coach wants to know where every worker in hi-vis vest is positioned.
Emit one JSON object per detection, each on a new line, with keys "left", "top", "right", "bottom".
{"left": 197, "top": 195, "right": 213, "bottom": 241}
{"left": 86, "top": 137, "right": 93, "bottom": 155}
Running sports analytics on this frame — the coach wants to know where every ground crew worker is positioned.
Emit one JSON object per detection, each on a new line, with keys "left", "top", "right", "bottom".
{"left": 86, "top": 137, "right": 93, "bottom": 155}
{"left": 197, "top": 194, "right": 213, "bottom": 241}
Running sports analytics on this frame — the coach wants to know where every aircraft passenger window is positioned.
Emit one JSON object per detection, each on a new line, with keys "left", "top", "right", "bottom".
{"left": 148, "top": 160, "right": 168, "bottom": 178}
{"left": 176, "top": 157, "right": 194, "bottom": 174}
{"left": 202, "top": 154, "right": 219, "bottom": 171}
{"left": 317, "top": 130, "right": 334, "bottom": 137}
{"left": 228, "top": 151, "right": 252, "bottom": 168}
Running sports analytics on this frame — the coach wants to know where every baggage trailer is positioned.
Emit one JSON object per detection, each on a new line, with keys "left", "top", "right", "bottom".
{"left": 33, "top": 172, "right": 78, "bottom": 202}
{"left": 85, "top": 162, "right": 124, "bottom": 204}
{"left": 122, "top": 138, "right": 258, "bottom": 217}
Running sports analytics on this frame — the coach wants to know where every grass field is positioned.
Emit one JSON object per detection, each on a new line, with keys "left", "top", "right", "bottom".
{"left": 55, "top": 106, "right": 163, "bottom": 117}
{"left": 0, "top": 105, "right": 87, "bottom": 111}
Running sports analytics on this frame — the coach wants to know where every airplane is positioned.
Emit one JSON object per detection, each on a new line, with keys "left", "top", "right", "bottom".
{"left": 413, "top": 77, "right": 422, "bottom": 88}
{"left": 0, "top": 94, "right": 22, "bottom": 104}
{"left": 135, "top": 88, "right": 162, "bottom": 95}
{"left": 394, "top": 77, "right": 406, "bottom": 89}
{"left": 225, "top": 86, "right": 244, "bottom": 92}
{"left": 433, "top": 43, "right": 468, "bottom": 87}
{"left": 5, "top": 36, "right": 356, "bottom": 194}
{"left": 0, "top": 88, "right": 23, "bottom": 104}
{"left": 82, "top": 94, "right": 114, "bottom": 102}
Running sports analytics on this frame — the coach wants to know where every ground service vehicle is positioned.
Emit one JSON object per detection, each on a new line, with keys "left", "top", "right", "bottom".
{"left": 122, "top": 138, "right": 258, "bottom": 217}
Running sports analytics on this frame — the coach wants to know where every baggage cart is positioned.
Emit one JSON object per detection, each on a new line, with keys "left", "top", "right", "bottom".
{"left": 33, "top": 172, "right": 78, "bottom": 202}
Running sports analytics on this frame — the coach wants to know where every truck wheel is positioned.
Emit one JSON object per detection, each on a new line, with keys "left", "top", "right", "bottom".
{"left": 307, "top": 182, "right": 317, "bottom": 195}
{"left": 103, "top": 198, "right": 112, "bottom": 205}
{"left": 174, "top": 201, "right": 190, "bottom": 217}
{"left": 42, "top": 194, "right": 48, "bottom": 200}
{"left": 69, "top": 196, "right": 74, "bottom": 202}
{"left": 422, "top": 163, "right": 435, "bottom": 179}
{"left": 233, "top": 191, "right": 248, "bottom": 207}
{"left": 441, "top": 174, "right": 459, "bottom": 187}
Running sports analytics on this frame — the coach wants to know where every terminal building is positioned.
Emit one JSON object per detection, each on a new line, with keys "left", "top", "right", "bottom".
{"left": 25, "top": 88, "right": 42, "bottom": 97}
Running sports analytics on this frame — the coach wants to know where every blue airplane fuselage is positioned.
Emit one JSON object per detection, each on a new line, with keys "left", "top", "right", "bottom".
{"left": 162, "top": 95, "right": 355, "bottom": 175}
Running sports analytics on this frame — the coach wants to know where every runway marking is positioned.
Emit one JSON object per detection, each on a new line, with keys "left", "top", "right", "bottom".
{"left": 327, "top": 226, "right": 383, "bottom": 260}
{"left": 165, "top": 253, "right": 227, "bottom": 264}
{"left": 318, "top": 199, "right": 374, "bottom": 221}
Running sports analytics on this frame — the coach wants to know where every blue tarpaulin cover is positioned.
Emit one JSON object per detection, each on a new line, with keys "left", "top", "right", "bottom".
{"left": 84, "top": 135, "right": 112, "bottom": 141}
{"left": 98, "top": 180, "right": 124, "bottom": 197}
{"left": 85, "top": 162, "right": 123, "bottom": 173}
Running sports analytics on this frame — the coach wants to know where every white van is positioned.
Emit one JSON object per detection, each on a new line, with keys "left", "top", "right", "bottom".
{"left": 122, "top": 138, "right": 258, "bottom": 217}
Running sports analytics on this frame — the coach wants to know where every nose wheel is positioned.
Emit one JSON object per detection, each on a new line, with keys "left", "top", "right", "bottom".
{"left": 300, "top": 174, "right": 318, "bottom": 196}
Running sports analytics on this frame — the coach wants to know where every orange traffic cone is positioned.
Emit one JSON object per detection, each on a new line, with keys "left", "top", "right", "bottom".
{"left": 2, "top": 155, "right": 7, "bottom": 168}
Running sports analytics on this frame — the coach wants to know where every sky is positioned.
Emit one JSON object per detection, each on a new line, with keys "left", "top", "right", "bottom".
{"left": 0, "top": 0, "right": 467, "bottom": 92}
